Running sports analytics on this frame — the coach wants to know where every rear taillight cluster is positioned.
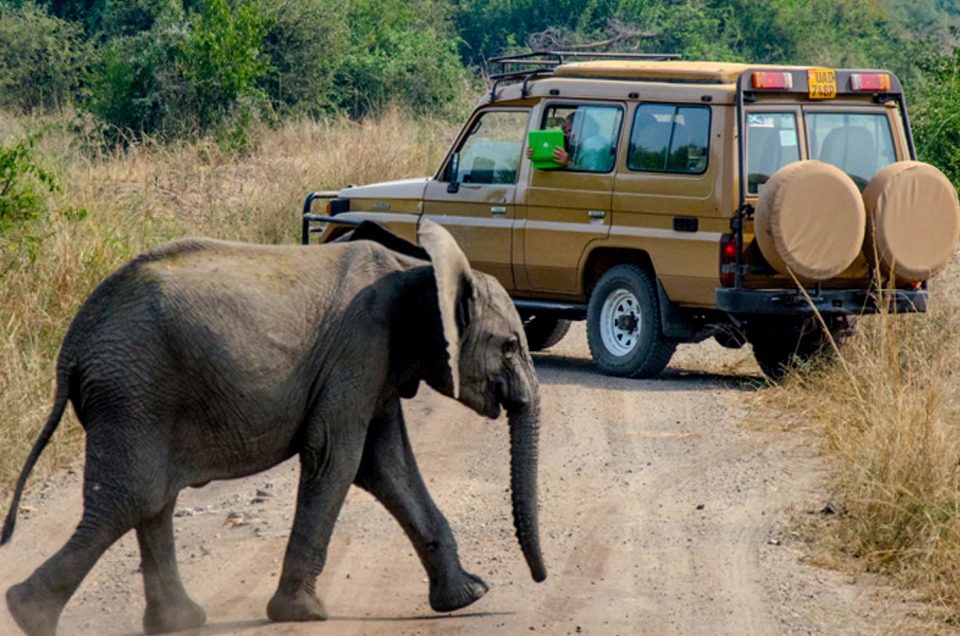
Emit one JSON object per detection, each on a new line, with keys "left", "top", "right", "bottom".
{"left": 720, "top": 233, "right": 737, "bottom": 287}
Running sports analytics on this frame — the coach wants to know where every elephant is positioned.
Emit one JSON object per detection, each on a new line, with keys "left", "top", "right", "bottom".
{"left": 1, "top": 219, "right": 545, "bottom": 635}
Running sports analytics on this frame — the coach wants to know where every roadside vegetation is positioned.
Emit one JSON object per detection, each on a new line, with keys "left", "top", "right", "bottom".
{"left": 0, "top": 108, "right": 457, "bottom": 491}
{"left": 2, "top": 0, "right": 960, "bottom": 622}
{"left": 760, "top": 265, "right": 960, "bottom": 620}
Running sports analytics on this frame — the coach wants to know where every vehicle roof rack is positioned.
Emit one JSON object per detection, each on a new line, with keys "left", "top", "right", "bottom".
{"left": 485, "top": 50, "right": 681, "bottom": 101}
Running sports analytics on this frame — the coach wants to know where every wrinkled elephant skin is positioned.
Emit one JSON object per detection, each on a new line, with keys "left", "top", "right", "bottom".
{"left": 1, "top": 220, "right": 545, "bottom": 635}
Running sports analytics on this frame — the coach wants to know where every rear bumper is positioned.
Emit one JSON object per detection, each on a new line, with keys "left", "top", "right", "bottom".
{"left": 716, "top": 287, "right": 927, "bottom": 316}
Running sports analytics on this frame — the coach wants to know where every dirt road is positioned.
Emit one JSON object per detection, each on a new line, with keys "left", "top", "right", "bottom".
{"left": 1, "top": 324, "right": 920, "bottom": 635}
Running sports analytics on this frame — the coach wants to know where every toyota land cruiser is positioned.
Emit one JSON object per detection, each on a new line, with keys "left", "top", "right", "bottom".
{"left": 301, "top": 51, "right": 960, "bottom": 380}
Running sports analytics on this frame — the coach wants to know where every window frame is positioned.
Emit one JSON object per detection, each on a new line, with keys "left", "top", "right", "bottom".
{"left": 439, "top": 107, "right": 530, "bottom": 184}
{"left": 626, "top": 102, "right": 713, "bottom": 176}
{"left": 537, "top": 101, "right": 625, "bottom": 175}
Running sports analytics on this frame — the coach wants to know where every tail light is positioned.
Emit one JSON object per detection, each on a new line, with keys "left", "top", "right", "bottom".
{"left": 752, "top": 72, "right": 793, "bottom": 90}
{"left": 720, "top": 233, "right": 737, "bottom": 287}
{"left": 850, "top": 73, "right": 890, "bottom": 92}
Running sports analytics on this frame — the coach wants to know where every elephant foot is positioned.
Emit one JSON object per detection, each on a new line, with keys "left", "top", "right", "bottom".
{"left": 429, "top": 570, "right": 489, "bottom": 613}
{"left": 266, "top": 588, "right": 328, "bottom": 623}
{"left": 7, "top": 580, "right": 61, "bottom": 636}
{"left": 143, "top": 597, "right": 207, "bottom": 634}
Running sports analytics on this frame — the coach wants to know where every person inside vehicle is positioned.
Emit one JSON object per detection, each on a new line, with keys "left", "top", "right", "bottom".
{"left": 526, "top": 111, "right": 576, "bottom": 167}
{"left": 526, "top": 109, "right": 611, "bottom": 171}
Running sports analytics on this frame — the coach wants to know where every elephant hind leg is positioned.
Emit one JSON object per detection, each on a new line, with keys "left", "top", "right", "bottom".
{"left": 137, "top": 499, "right": 206, "bottom": 634}
{"left": 6, "top": 481, "right": 136, "bottom": 635}
{"left": 354, "top": 400, "right": 488, "bottom": 613}
{"left": 7, "top": 424, "right": 174, "bottom": 636}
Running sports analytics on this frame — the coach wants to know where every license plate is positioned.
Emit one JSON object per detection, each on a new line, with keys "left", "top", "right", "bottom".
{"left": 808, "top": 68, "right": 837, "bottom": 99}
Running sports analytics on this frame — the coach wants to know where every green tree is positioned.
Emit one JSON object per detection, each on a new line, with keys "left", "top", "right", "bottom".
{"left": 86, "top": 0, "right": 269, "bottom": 141}
{"left": 333, "top": 0, "right": 467, "bottom": 117}
{"left": 0, "top": 3, "right": 88, "bottom": 112}
{"left": 0, "top": 131, "right": 59, "bottom": 234}
{"left": 179, "top": 0, "right": 269, "bottom": 131}
{"left": 258, "top": 0, "right": 350, "bottom": 117}
{"left": 913, "top": 42, "right": 960, "bottom": 188}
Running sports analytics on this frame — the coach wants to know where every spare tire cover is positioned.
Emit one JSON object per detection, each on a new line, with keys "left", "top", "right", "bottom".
{"left": 862, "top": 161, "right": 960, "bottom": 282}
{"left": 755, "top": 160, "right": 866, "bottom": 282}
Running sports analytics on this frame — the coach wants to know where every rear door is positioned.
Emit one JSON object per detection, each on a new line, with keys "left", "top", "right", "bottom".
{"left": 611, "top": 102, "right": 722, "bottom": 306}
{"left": 423, "top": 108, "right": 530, "bottom": 291}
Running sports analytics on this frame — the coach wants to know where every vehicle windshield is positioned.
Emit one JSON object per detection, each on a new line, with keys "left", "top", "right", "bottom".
{"left": 746, "top": 110, "right": 897, "bottom": 194}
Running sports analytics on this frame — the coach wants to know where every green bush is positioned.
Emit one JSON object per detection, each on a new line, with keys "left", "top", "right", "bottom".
{"left": 0, "top": 131, "right": 59, "bottom": 234}
{"left": 179, "top": 0, "right": 270, "bottom": 132}
{"left": 913, "top": 44, "right": 960, "bottom": 189}
{"left": 0, "top": 3, "right": 88, "bottom": 112}
{"left": 258, "top": 0, "right": 349, "bottom": 117}
{"left": 333, "top": 0, "right": 467, "bottom": 118}
{"left": 85, "top": 0, "right": 269, "bottom": 143}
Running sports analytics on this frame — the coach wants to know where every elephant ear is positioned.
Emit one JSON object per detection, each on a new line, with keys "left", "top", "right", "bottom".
{"left": 417, "top": 219, "right": 478, "bottom": 399}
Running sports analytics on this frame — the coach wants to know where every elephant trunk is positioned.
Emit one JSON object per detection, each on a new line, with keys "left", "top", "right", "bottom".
{"left": 508, "top": 394, "right": 547, "bottom": 582}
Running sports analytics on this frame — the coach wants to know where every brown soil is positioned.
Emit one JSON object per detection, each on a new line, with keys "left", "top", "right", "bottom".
{"left": 0, "top": 325, "right": 930, "bottom": 635}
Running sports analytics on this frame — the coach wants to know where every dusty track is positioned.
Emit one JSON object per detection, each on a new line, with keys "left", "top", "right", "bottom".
{"left": 1, "top": 324, "right": 922, "bottom": 635}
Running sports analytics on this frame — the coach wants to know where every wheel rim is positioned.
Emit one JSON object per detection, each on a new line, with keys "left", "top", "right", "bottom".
{"left": 600, "top": 288, "right": 641, "bottom": 357}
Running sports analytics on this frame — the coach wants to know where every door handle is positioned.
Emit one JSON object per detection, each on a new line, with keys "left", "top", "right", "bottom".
{"left": 490, "top": 206, "right": 507, "bottom": 216}
{"left": 588, "top": 210, "right": 606, "bottom": 219}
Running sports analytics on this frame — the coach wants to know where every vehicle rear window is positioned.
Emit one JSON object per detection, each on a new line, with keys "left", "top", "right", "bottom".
{"left": 806, "top": 112, "right": 896, "bottom": 190}
{"left": 628, "top": 104, "right": 710, "bottom": 174}
{"left": 746, "top": 112, "right": 800, "bottom": 194}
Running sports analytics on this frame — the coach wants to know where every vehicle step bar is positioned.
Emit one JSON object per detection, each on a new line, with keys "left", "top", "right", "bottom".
{"left": 514, "top": 299, "right": 587, "bottom": 320}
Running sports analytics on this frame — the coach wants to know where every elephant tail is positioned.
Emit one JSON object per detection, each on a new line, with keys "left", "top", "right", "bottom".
{"left": 1, "top": 364, "right": 72, "bottom": 546}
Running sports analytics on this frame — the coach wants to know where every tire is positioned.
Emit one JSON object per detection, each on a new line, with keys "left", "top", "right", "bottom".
{"left": 586, "top": 264, "right": 676, "bottom": 378}
{"left": 750, "top": 317, "right": 855, "bottom": 382}
{"left": 523, "top": 316, "right": 571, "bottom": 352}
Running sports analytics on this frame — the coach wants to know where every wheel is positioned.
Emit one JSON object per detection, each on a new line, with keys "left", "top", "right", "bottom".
{"left": 750, "top": 316, "right": 856, "bottom": 382}
{"left": 586, "top": 264, "right": 676, "bottom": 378}
{"left": 523, "top": 316, "right": 571, "bottom": 352}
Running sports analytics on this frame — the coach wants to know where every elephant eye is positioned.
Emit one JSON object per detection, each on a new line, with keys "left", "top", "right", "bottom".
{"left": 502, "top": 336, "right": 519, "bottom": 358}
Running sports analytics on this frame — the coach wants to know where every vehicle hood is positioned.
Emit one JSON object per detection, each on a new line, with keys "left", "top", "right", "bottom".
{"left": 341, "top": 177, "right": 431, "bottom": 200}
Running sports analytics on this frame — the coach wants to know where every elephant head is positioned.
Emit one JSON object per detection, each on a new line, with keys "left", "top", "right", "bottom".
{"left": 417, "top": 220, "right": 546, "bottom": 583}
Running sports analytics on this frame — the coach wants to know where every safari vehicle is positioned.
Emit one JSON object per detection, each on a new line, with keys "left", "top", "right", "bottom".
{"left": 302, "top": 51, "right": 960, "bottom": 380}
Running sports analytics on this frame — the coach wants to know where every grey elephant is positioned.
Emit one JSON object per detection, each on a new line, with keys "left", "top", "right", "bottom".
{"left": 1, "top": 219, "right": 545, "bottom": 635}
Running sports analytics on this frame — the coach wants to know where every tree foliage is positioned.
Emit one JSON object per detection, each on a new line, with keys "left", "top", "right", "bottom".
{"left": 0, "top": 3, "right": 88, "bottom": 112}
{"left": 0, "top": 131, "right": 59, "bottom": 234}
{"left": 1, "top": 0, "right": 960, "bottom": 159}
{"left": 912, "top": 40, "right": 960, "bottom": 188}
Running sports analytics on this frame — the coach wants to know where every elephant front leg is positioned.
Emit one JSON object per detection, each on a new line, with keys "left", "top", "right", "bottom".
{"left": 267, "top": 433, "right": 364, "bottom": 623}
{"left": 354, "top": 400, "right": 488, "bottom": 613}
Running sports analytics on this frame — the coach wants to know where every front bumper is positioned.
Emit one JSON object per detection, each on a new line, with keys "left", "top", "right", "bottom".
{"left": 716, "top": 287, "right": 928, "bottom": 316}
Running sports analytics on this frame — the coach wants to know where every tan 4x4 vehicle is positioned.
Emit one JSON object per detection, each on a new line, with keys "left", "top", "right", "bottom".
{"left": 303, "top": 51, "right": 960, "bottom": 380}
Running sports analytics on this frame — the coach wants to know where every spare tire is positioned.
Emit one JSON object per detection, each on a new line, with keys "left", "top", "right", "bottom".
{"left": 755, "top": 160, "right": 866, "bottom": 283}
{"left": 862, "top": 161, "right": 960, "bottom": 282}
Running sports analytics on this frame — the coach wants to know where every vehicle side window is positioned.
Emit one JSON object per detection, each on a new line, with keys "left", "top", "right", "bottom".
{"left": 745, "top": 112, "right": 800, "bottom": 194}
{"left": 454, "top": 110, "right": 528, "bottom": 185}
{"left": 628, "top": 104, "right": 711, "bottom": 174}
{"left": 540, "top": 104, "right": 623, "bottom": 173}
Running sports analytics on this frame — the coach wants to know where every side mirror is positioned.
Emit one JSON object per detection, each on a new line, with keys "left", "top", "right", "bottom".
{"left": 447, "top": 152, "right": 461, "bottom": 194}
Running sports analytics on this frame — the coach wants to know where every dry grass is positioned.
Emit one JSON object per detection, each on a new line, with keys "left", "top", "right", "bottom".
{"left": 0, "top": 107, "right": 457, "bottom": 492}
{"left": 760, "top": 262, "right": 960, "bottom": 618}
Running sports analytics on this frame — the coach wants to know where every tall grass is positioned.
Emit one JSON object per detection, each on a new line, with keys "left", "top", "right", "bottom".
{"left": 762, "top": 262, "right": 960, "bottom": 617}
{"left": 0, "top": 107, "right": 458, "bottom": 491}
